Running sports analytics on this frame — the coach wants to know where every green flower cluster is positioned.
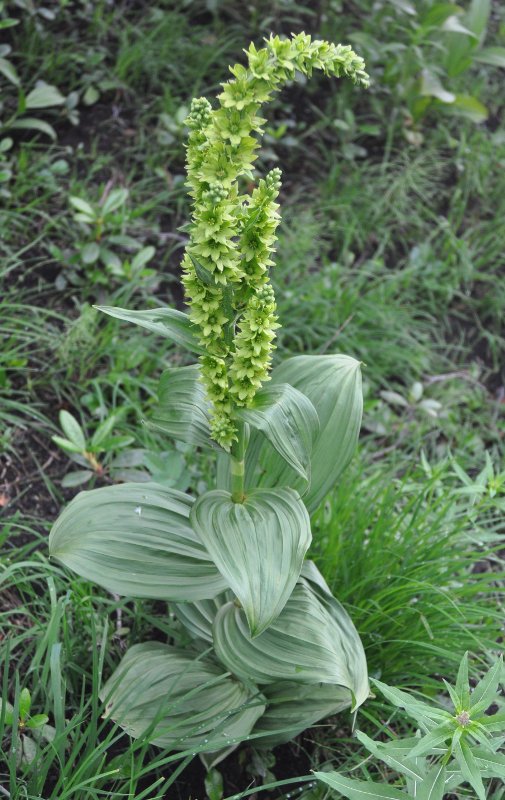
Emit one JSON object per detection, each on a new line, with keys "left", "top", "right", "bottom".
{"left": 181, "top": 33, "right": 369, "bottom": 449}
{"left": 199, "top": 354, "right": 236, "bottom": 446}
{"left": 229, "top": 282, "right": 279, "bottom": 406}
{"left": 238, "top": 167, "right": 281, "bottom": 290}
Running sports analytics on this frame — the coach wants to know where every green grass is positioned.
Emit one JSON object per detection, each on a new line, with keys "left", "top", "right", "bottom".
{"left": 312, "top": 456, "right": 505, "bottom": 688}
{"left": 2, "top": 0, "right": 505, "bottom": 797}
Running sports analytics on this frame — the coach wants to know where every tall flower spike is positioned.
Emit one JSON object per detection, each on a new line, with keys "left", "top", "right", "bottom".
{"left": 181, "top": 34, "right": 369, "bottom": 448}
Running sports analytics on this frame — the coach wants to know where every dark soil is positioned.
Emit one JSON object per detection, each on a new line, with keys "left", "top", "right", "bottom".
{"left": 0, "top": 428, "right": 70, "bottom": 534}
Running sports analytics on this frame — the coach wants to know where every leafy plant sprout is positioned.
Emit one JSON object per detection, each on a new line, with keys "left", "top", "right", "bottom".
{"left": 316, "top": 652, "right": 505, "bottom": 799}
{"left": 49, "top": 33, "right": 371, "bottom": 768}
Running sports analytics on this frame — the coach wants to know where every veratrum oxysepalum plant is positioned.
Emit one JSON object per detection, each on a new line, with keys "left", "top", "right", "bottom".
{"left": 49, "top": 33, "right": 370, "bottom": 768}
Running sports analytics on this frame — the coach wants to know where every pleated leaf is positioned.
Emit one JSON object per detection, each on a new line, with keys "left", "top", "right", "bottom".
{"left": 172, "top": 565, "right": 328, "bottom": 647}
{"left": 306, "top": 577, "right": 370, "bottom": 710}
{"left": 300, "top": 558, "right": 333, "bottom": 592}
{"left": 314, "top": 772, "right": 408, "bottom": 799}
{"left": 191, "top": 488, "right": 311, "bottom": 636}
{"left": 101, "top": 642, "right": 265, "bottom": 766}
{"left": 49, "top": 483, "right": 227, "bottom": 601}
{"left": 174, "top": 591, "right": 232, "bottom": 644}
{"left": 149, "top": 365, "right": 219, "bottom": 450}
{"left": 235, "top": 383, "right": 319, "bottom": 486}
{"left": 213, "top": 578, "right": 369, "bottom": 708}
{"left": 96, "top": 305, "right": 206, "bottom": 355}
{"left": 244, "top": 355, "right": 362, "bottom": 513}
{"left": 252, "top": 681, "right": 352, "bottom": 748}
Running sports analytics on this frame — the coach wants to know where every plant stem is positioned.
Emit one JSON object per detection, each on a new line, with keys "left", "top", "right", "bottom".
{"left": 230, "top": 420, "right": 246, "bottom": 503}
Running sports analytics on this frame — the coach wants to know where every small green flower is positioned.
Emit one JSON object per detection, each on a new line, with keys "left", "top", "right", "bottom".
{"left": 210, "top": 409, "right": 237, "bottom": 450}
{"left": 197, "top": 147, "right": 237, "bottom": 186}
{"left": 214, "top": 109, "right": 257, "bottom": 147}
{"left": 193, "top": 207, "right": 235, "bottom": 240}
{"left": 267, "top": 35, "right": 296, "bottom": 74}
{"left": 218, "top": 78, "right": 251, "bottom": 110}
{"left": 246, "top": 42, "right": 271, "bottom": 79}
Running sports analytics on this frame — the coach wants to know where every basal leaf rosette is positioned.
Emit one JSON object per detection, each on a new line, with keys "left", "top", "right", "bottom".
{"left": 173, "top": 591, "right": 233, "bottom": 644}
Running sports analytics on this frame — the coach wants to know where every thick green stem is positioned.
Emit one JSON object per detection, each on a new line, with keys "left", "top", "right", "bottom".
{"left": 230, "top": 420, "right": 246, "bottom": 503}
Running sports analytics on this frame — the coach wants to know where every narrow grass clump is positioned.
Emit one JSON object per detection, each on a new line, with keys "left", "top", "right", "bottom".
{"left": 312, "top": 457, "right": 505, "bottom": 689}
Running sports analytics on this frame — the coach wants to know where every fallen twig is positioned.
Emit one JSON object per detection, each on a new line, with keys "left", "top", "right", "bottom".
{"left": 423, "top": 371, "right": 487, "bottom": 391}
{"left": 320, "top": 314, "right": 355, "bottom": 355}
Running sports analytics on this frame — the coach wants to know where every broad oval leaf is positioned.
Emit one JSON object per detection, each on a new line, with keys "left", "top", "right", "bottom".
{"left": 0, "top": 56, "right": 20, "bottom": 86}
{"left": 149, "top": 365, "right": 219, "bottom": 451}
{"left": 131, "top": 246, "right": 155, "bottom": 271}
{"left": 25, "top": 83, "right": 65, "bottom": 109}
{"left": 244, "top": 355, "right": 363, "bottom": 514}
{"left": 441, "top": 15, "right": 478, "bottom": 38}
{"left": 60, "top": 470, "right": 94, "bottom": 488}
{"left": 101, "top": 187, "right": 128, "bottom": 216}
{"left": 18, "top": 688, "right": 31, "bottom": 721}
{"left": 306, "top": 575, "right": 370, "bottom": 709}
{"left": 7, "top": 117, "right": 57, "bottom": 140}
{"left": 96, "top": 306, "right": 207, "bottom": 356}
{"left": 59, "top": 409, "right": 86, "bottom": 450}
{"left": 213, "top": 578, "right": 369, "bottom": 708}
{"left": 421, "top": 3, "right": 461, "bottom": 28}
{"left": 420, "top": 68, "right": 455, "bottom": 103}
{"left": 69, "top": 196, "right": 95, "bottom": 216}
{"left": 191, "top": 488, "right": 311, "bottom": 636}
{"left": 445, "top": 94, "right": 488, "bottom": 123}
{"left": 101, "top": 642, "right": 265, "bottom": 766}
{"left": 235, "top": 383, "right": 319, "bottom": 486}
{"left": 49, "top": 483, "right": 228, "bottom": 601}
{"left": 81, "top": 241, "right": 100, "bottom": 265}
{"left": 252, "top": 681, "right": 352, "bottom": 748}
